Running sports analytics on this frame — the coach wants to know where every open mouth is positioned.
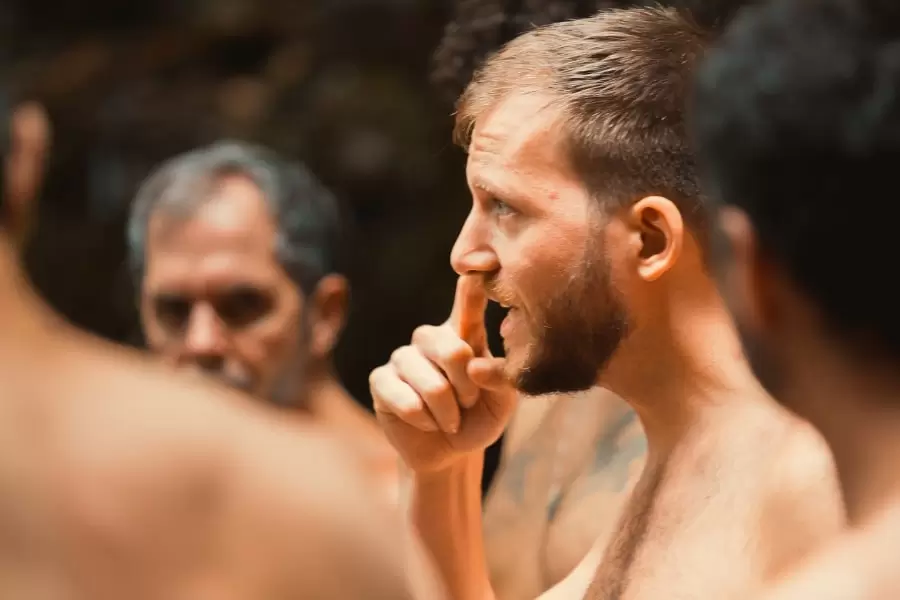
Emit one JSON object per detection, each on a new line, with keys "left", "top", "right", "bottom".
{"left": 485, "top": 300, "right": 512, "bottom": 349}
{"left": 499, "top": 306, "right": 517, "bottom": 339}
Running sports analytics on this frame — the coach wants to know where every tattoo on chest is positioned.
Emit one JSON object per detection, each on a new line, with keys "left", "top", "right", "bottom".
{"left": 486, "top": 406, "right": 647, "bottom": 531}
{"left": 589, "top": 412, "right": 646, "bottom": 488}
{"left": 500, "top": 445, "right": 541, "bottom": 506}
{"left": 546, "top": 411, "right": 648, "bottom": 521}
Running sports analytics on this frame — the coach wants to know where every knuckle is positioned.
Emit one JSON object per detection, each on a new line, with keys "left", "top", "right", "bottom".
{"left": 368, "top": 365, "right": 389, "bottom": 391}
{"left": 369, "top": 364, "right": 386, "bottom": 384}
{"left": 411, "top": 324, "right": 438, "bottom": 346}
{"left": 389, "top": 345, "right": 414, "bottom": 366}
{"left": 392, "top": 398, "right": 425, "bottom": 421}
{"left": 444, "top": 339, "right": 474, "bottom": 364}
{"left": 422, "top": 378, "right": 452, "bottom": 400}
{"left": 368, "top": 367, "right": 393, "bottom": 399}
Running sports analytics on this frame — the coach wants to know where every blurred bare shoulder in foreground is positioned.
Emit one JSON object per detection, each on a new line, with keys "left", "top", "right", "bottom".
{"left": 758, "top": 505, "right": 900, "bottom": 600}
{"left": 0, "top": 104, "right": 441, "bottom": 600}
{"left": 692, "top": 0, "right": 900, "bottom": 598}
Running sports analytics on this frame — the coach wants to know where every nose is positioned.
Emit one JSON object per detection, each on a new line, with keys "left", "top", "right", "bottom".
{"left": 450, "top": 210, "right": 500, "bottom": 276}
{"left": 183, "top": 303, "right": 228, "bottom": 369}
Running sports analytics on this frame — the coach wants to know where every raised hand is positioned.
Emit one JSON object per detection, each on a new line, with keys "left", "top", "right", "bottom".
{"left": 370, "top": 274, "right": 518, "bottom": 473}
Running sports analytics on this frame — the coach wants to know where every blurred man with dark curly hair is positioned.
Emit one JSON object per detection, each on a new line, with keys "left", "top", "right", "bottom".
{"left": 694, "top": 0, "right": 900, "bottom": 597}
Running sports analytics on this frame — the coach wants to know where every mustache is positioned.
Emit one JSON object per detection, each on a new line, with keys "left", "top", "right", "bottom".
{"left": 484, "top": 278, "right": 517, "bottom": 307}
{"left": 187, "top": 364, "right": 255, "bottom": 394}
{"left": 217, "top": 372, "right": 255, "bottom": 393}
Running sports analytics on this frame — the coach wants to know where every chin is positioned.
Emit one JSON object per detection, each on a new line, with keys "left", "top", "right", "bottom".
{"left": 514, "top": 346, "right": 601, "bottom": 397}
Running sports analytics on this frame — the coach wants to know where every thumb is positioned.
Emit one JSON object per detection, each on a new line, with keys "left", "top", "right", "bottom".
{"left": 467, "top": 357, "right": 510, "bottom": 392}
{"left": 448, "top": 274, "right": 488, "bottom": 354}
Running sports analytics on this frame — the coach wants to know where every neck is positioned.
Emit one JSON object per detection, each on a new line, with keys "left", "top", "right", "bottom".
{"left": 295, "top": 361, "right": 353, "bottom": 417}
{"left": 784, "top": 344, "right": 900, "bottom": 526}
{"left": 602, "top": 277, "right": 769, "bottom": 455}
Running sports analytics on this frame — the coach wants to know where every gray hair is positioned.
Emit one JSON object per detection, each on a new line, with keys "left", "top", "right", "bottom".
{"left": 127, "top": 141, "right": 345, "bottom": 294}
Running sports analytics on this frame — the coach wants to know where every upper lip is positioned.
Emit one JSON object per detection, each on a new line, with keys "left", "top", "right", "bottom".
{"left": 486, "top": 293, "right": 512, "bottom": 309}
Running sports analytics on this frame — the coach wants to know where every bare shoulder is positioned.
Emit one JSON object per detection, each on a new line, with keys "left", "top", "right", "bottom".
{"left": 758, "top": 419, "right": 845, "bottom": 579}
{"left": 760, "top": 508, "right": 900, "bottom": 600}
{"left": 220, "top": 418, "right": 444, "bottom": 599}
{"left": 55, "top": 344, "right": 433, "bottom": 598}
{"left": 768, "top": 420, "right": 843, "bottom": 524}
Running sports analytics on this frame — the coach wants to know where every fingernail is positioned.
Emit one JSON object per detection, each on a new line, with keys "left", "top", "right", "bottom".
{"left": 448, "top": 422, "right": 460, "bottom": 435}
{"left": 423, "top": 421, "right": 440, "bottom": 432}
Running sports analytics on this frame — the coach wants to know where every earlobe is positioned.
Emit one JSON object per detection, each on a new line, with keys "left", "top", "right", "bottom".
{"left": 717, "top": 207, "right": 772, "bottom": 334}
{"left": 309, "top": 274, "right": 349, "bottom": 360}
{"left": 4, "top": 104, "right": 50, "bottom": 245}
{"left": 631, "top": 196, "right": 684, "bottom": 282}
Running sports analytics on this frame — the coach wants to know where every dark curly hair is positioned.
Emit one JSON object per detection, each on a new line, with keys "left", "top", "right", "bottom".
{"left": 431, "top": 0, "right": 760, "bottom": 104}
{"left": 693, "top": 0, "right": 900, "bottom": 359}
{"left": 431, "top": 0, "right": 617, "bottom": 104}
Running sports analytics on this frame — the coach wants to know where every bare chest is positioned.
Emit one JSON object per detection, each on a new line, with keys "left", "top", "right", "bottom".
{"left": 585, "top": 454, "right": 770, "bottom": 600}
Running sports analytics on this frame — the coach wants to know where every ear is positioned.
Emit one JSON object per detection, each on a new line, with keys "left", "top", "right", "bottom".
{"left": 3, "top": 103, "right": 49, "bottom": 245}
{"left": 628, "top": 195, "right": 684, "bottom": 282}
{"left": 307, "top": 273, "right": 349, "bottom": 360}
{"left": 715, "top": 206, "right": 773, "bottom": 335}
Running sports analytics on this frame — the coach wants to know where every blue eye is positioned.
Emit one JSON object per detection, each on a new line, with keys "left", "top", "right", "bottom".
{"left": 490, "top": 197, "right": 515, "bottom": 216}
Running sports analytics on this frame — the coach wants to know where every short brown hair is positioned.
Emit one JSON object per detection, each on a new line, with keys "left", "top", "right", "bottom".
{"left": 454, "top": 6, "right": 711, "bottom": 229}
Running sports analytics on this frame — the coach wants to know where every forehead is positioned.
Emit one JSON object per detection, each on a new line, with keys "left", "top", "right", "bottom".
{"left": 466, "top": 93, "right": 580, "bottom": 198}
{"left": 144, "top": 174, "right": 286, "bottom": 292}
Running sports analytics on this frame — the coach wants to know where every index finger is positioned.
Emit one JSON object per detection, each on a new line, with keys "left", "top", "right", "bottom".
{"left": 449, "top": 274, "right": 487, "bottom": 348}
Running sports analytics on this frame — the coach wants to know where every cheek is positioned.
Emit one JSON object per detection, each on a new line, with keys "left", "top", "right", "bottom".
{"left": 140, "top": 313, "right": 172, "bottom": 353}
{"left": 499, "top": 226, "right": 590, "bottom": 310}
{"left": 248, "top": 306, "right": 305, "bottom": 364}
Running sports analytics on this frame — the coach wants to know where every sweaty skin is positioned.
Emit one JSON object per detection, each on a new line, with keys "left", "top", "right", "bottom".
{"left": 0, "top": 105, "right": 441, "bottom": 600}
{"left": 484, "top": 391, "right": 646, "bottom": 600}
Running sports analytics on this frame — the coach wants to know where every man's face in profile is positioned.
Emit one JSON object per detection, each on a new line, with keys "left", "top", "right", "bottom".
{"left": 451, "top": 93, "right": 630, "bottom": 397}
{"left": 140, "top": 173, "right": 308, "bottom": 404}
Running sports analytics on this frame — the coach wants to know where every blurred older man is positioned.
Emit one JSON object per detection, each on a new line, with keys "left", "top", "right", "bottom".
{"left": 0, "top": 97, "right": 441, "bottom": 599}
{"left": 128, "top": 142, "right": 398, "bottom": 502}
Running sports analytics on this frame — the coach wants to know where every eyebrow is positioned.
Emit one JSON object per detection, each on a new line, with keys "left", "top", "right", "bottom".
{"left": 149, "top": 280, "right": 273, "bottom": 299}
{"left": 470, "top": 174, "right": 505, "bottom": 198}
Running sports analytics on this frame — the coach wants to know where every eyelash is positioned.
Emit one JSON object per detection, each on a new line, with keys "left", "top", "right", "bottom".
{"left": 489, "top": 197, "right": 516, "bottom": 217}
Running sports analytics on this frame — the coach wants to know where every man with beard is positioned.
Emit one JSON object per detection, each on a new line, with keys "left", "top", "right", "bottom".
{"left": 0, "top": 99, "right": 441, "bottom": 597}
{"left": 128, "top": 142, "right": 398, "bottom": 503}
{"left": 692, "top": 0, "right": 900, "bottom": 597}
{"left": 369, "top": 7, "right": 844, "bottom": 600}
{"left": 433, "top": 3, "right": 647, "bottom": 598}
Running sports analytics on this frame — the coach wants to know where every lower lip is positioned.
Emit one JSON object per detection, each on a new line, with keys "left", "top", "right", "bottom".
{"left": 500, "top": 309, "right": 515, "bottom": 338}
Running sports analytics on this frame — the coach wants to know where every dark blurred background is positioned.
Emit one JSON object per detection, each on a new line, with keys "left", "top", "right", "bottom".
{"left": 2, "top": 0, "right": 749, "bottom": 491}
